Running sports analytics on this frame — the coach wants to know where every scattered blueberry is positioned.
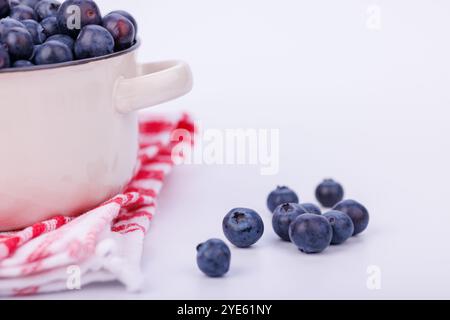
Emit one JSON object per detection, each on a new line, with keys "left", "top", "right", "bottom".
{"left": 315, "top": 179, "right": 344, "bottom": 208}
{"left": 0, "top": 45, "right": 10, "bottom": 69}
{"left": 1, "top": 26, "right": 34, "bottom": 60}
{"left": 299, "top": 203, "right": 322, "bottom": 215}
{"left": 267, "top": 186, "right": 299, "bottom": 212}
{"left": 40, "top": 16, "right": 59, "bottom": 37}
{"left": 34, "top": 40, "right": 73, "bottom": 64}
{"left": 222, "top": 208, "right": 264, "bottom": 248}
{"left": 333, "top": 200, "right": 369, "bottom": 236}
{"left": 10, "top": 4, "right": 37, "bottom": 21}
{"left": 46, "top": 33, "right": 73, "bottom": 49}
{"left": 289, "top": 214, "right": 332, "bottom": 254}
{"left": 272, "top": 203, "right": 307, "bottom": 241}
{"left": 0, "top": 0, "right": 9, "bottom": 19}
{"left": 74, "top": 25, "right": 113, "bottom": 59}
{"left": 57, "top": 0, "right": 102, "bottom": 37}
{"left": 323, "top": 210, "right": 354, "bottom": 245}
{"left": 22, "top": 19, "right": 46, "bottom": 44}
{"left": 13, "top": 59, "right": 34, "bottom": 67}
{"left": 110, "top": 10, "right": 137, "bottom": 36}
{"left": 35, "top": 0, "right": 61, "bottom": 21}
{"left": 102, "top": 12, "right": 135, "bottom": 50}
{"left": 196, "top": 239, "right": 231, "bottom": 277}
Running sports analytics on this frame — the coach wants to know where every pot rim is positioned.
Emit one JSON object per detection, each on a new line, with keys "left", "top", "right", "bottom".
{"left": 0, "top": 39, "right": 141, "bottom": 74}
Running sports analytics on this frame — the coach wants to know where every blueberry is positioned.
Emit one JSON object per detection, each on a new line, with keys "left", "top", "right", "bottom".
{"left": 289, "top": 214, "right": 332, "bottom": 254}
{"left": 109, "top": 10, "right": 137, "bottom": 36}
{"left": 34, "top": 40, "right": 73, "bottom": 65}
{"left": 10, "top": 4, "right": 37, "bottom": 20}
{"left": 315, "top": 179, "right": 344, "bottom": 208}
{"left": 40, "top": 16, "right": 59, "bottom": 37}
{"left": 35, "top": 0, "right": 61, "bottom": 21}
{"left": 46, "top": 34, "right": 73, "bottom": 49}
{"left": 196, "top": 239, "right": 231, "bottom": 277}
{"left": 74, "top": 25, "right": 113, "bottom": 59}
{"left": 333, "top": 200, "right": 369, "bottom": 236}
{"left": 22, "top": 19, "right": 46, "bottom": 44}
{"left": 323, "top": 210, "right": 354, "bottom": 245}
{"left": 0, "top": 0, "right": 10, "bottom": 19}
{"left": 222, "top": 208, "right": 264, "bottom": 248}
{"left": 13, "top": 59, "right": 33, "bottom": 67}
{"left": 1, "top": 27, "right": 33, "bottom": 60}
{"left": 0, "top": 17, "right": 25, "bottom": 38}
{"left": 272, "top": 203, "right": 307, "bottom": 241}
{"left": 299, "top": 203, "right": 322, "bottom": 215}
{"left": 56, "top": 0, "right": 102, "bottom": 38}
{"left": 267, "top": 186, "right": 299, "bottom": 212}
{"left": 0, "top": 45, "right": 10, "bottom": 69}
{"left": 102, "top": 12, "right": 135, "bottom": 50}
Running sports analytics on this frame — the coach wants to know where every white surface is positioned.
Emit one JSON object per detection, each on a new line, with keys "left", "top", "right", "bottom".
{"left": 30, "top": 0, "right": 450, "bottom": 299}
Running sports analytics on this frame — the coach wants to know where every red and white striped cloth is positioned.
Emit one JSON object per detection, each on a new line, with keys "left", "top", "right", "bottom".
{"left": 0, "top": 112, "right": 194, "bottom": 297}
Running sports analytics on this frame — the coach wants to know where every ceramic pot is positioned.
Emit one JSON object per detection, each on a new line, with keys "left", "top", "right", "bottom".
{"left": 0, "top": 41, "right": 193, "bottom": 231}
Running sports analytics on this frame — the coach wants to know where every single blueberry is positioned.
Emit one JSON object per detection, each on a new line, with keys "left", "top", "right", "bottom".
{"left": 196, "top": 239, "right": 231, "bottom": 277}
{"left": 222, "top": 208, "right": 264, "bottom": 248}
{"left": 315, "top": 179, "right": 344, "bottom": 208}
{"left": 289, "top": 214, "right": 332, "bottom": 254}
{"left": 333, "top": 200, "right": 369, "bottom": 236}
{"left": 20, "top": 0, "right": 41, "bottom": 8}
{"left": 299, "top": 203, "right": 322, "bottom": 215}
{"left": 102, "top": 12, "right": 135, "bottom": 50}
{"left": 35, "top": 0, "right": 61, "bottom": 21}
{"left": 10, "top": 4, "right": 37, "bottom": 20}
{"left": 267, "top": 186, "right": 299, "bottom": 212}
{"left": 323, "top": 210, "right": 354, "bottom": 245}
{"left": 0, "top": 0, "right": 10, "bottom": 19}
{"left": 13, "top": 59, "right": 33, "bottom": 67}
{"left": 0, "top": 45, "right": 10, "bottom": 69}
{"left": 272, "top": 203, "right": 307, "bottom": 241}
{"left": 109, "top": 10, "right": 137, "bottom": 36}
{"left": 40, "top": 16, "right": 59, "bottom": 37}
{"left": 46, "top": 34, "right": 74, "bottom": 49}
{"left": 1, "top": 26, "right": 34, "bottom": 60}
{"left": 56, "top": 0, "right": 102, "bottom": 38}
{"left": 0, "top": 17, "right": 25, "bottom": 38}
{"left": 22, "top": 19, "right": 46, "bottom": 44}
{"left": 34, "top": 40, "right": 73, "bottom": 65}
{"left": 74, "top": 25, "right": 113, "bottom": 59}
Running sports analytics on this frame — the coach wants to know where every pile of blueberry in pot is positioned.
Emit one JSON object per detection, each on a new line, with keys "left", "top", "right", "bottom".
{"left": 0, "top": 0, "right": 137, "bottom": 70}
{"left": 196, "top": 179, "right": 370, "bottom": 277}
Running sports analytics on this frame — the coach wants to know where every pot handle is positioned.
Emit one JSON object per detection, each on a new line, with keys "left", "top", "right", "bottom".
{"left": 114, "top": 60, "right": 193, "bottom": 114}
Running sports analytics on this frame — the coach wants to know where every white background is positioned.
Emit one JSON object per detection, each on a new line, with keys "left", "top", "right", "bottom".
{"left": 37, "top": 0, "right": 450, "bottom": 299}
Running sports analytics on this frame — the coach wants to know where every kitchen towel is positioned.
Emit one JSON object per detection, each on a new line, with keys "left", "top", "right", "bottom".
{"left": 0, "top": 112, "right": 194, "bottom": 296}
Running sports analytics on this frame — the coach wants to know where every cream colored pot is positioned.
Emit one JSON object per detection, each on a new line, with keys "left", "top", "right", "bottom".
{"left": 0, "top": 42, "right": 192, "bottom": 231}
